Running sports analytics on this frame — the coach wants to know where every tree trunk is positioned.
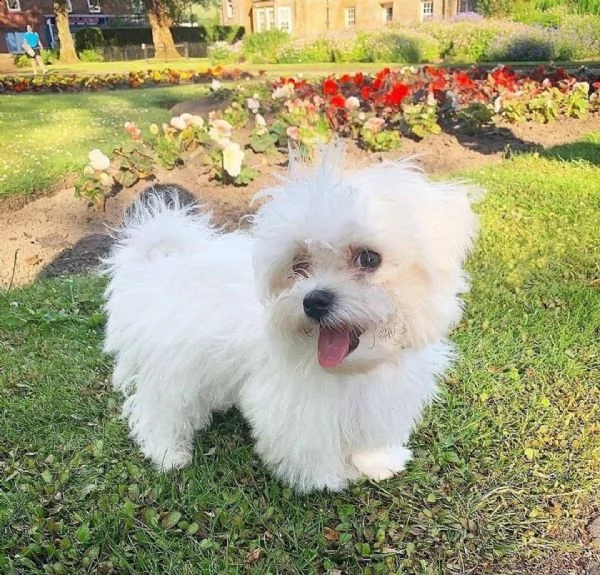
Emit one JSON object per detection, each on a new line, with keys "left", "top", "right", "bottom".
{"left": 53, "top": 1, "right": 79, "bottom": 63}
{"left": 145, "top": 0, "right": 181, "bottom": 60}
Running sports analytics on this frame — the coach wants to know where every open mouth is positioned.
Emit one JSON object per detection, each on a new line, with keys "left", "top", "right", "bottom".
{"left": 317, "top": 326, "right": 362, "bottom": 369}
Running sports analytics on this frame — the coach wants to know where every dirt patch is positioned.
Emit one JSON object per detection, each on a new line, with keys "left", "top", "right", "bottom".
{"left": 1, "top": 108, "right": 600, "bottom": 289}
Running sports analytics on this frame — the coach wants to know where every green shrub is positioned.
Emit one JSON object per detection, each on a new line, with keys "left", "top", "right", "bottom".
{"left": 277, "top": 37, "right": 334, "bottom": 63}
{"left": 512, "top": 5, "right": 571, "bottom": 26}
{"left": 243, "top": 30, "right": 290, "bottom": 64}
{"left": 208, "top": 40, "right": 242, "bottom": 64}
{"left": 420, "top": 20, "right": 504, "bottom": 62}
{"left": 75, "top": 27, "right": 104, "bottom": 53}
{"left": 78, "top": 48, "right": 104, "bottom": 62}
{"left": 207, "top": 24, "right": 245, "bottom": 43}
{"left": 14, "top": 48, "right": 57, "bottom": 68}
{"left": 558, "top": 13, "right": 600, "bottom": 59}
{"left": 332, "top": 33, "right": 373, "bottom": 63}
{"left": 368, "top": 30, "right": 440, "bottom": 63}
{"left": 483, "top": 25, "right": 559, "bottom": 61}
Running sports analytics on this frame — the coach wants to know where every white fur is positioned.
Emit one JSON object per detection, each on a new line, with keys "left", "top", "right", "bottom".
{"left": 102, "top": 144, "right": 478, "bottom": 493}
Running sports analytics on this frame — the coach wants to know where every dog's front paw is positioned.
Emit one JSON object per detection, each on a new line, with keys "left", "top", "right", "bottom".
{"left": 148, "top": 442, "right": 193, "bottom": 471}
{"left": 351, "top": 447, "right": 412, "bottom": 481}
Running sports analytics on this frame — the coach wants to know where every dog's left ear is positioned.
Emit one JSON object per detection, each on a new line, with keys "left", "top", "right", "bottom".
{"left": 359, "top": 162, "right": 480, "bottom": 276}
{"left": 417, "top": 179, "right": 480, "bottom": 276}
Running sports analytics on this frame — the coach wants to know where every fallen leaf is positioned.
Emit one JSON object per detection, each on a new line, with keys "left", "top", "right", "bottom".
{"left": 246, "top": 548, "right": 262, "bottom": 563}
{"left": 323, "top": 527, "right": 339, "bottom": 542}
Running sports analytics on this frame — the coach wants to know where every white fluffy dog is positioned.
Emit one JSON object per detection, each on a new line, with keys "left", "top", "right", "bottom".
{"left": 103, "top": 144, "right": 478, "bottom": 493}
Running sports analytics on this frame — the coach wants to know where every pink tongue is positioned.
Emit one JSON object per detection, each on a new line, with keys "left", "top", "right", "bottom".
{"left": 318, "top": 329, "right": 351, "bottom": 368}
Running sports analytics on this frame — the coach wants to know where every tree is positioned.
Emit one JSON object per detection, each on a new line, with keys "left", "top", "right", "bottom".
{"left": 143, "top": 0, "right": 181, "bottom": 60}
{"left": 53, "top": 0, "right": 79, "bottom": 63}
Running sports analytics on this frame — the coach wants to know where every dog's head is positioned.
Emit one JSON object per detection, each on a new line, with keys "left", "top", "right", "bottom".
{"left": 252, "top": 144, "right": 478, "bottom": 373}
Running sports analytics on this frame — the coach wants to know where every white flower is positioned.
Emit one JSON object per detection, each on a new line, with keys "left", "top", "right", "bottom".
{"left": 358, "top": 111, "right": 366, "bottom": 121}
{"left": 98, "top": 172, "right": 114, "bottom": 187}
{"left": 254, "top": 114, "right": 267, "bottom": 135}
{"left": 170, "top": 116, "right": 187, "bottom": 131}
{"left": 209, "top": 119, "right": 233, "bottom": 147}
{"left": 188, "top": 114, "right": 205, "bottom": 128}
{"left": 246, "top": 96, "right": 260, "bottom": 113}
{"left": 180, "top": 113, "right": 204, "bottom": 128}
{"left": 272, "top": 83, "right": 295, "bottom": 100}
{"left": 493, "top": 96, "right": 502, "bottom": 114}
{"left": 345, "top": 96, "right": 360, "bottom": 110}
{"left": 211, "top": 79, "right": 222, "bottom": 91}
{"left": 88, "top": 149, "right": 110, "bottom": 171}
{"left": 180, "top": 113, "right": 193, "bottom": 126}
{"left": 222, "top": 141, "right": 244, "bottom": 178}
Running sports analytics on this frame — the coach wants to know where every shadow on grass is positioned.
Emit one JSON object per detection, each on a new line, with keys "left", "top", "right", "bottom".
{"left": 540, "top": 140, "right": 600, "bottom": 166}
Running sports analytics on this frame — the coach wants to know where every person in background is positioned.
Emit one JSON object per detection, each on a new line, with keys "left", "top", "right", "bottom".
{"left": 22, "top": 24, "right": 47, "bottom": 75}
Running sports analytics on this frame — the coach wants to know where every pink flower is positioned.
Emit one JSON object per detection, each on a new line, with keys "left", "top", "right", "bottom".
{"left": 286, "top": 126, "right": 299, "bottom": 140}
{"left": 363, "top": 117, "right": 385, "bottom": 133}
{"left": 124, "top": 120, "right": 141, "bottom": 140}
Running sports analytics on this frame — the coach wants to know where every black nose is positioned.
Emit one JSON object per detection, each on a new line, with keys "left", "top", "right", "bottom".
{"left": 303, "top": 289, "right": 335, "bottom": 321}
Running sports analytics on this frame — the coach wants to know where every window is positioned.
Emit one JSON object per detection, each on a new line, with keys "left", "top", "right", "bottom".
{"left": 421, "top": 1, "right": 433, "bottom": 20}
{"left": 226, "top": 0, "right": 233, "bottom": 19}
{"left": 277, "top": 6, "right": 292, "bottom": 33}
{"left": 255, "top": 6, "right": 275, "bottom": 32}
{"left": 6, "top": 0, "right": 21, "bottom": 11}
{"left": 267, "top": 7, "right": 275, "bottom": 29}
{"left": 381, "top": 3, "right": 393, "bottom": 23}
{"left": 344, "top": 6, "right": 356, "bottom": 28}
{"left": 88, "top": 0, "right": 102, "bottom": 13}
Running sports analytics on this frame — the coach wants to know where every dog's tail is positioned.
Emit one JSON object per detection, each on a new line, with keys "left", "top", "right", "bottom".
{"left": 102, "top": 184, "right": 214, "bottom": 275}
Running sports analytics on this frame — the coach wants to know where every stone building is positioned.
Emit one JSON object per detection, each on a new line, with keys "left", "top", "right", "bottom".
{"left": 220, "top": 0, "right": 475, "bottom": 36}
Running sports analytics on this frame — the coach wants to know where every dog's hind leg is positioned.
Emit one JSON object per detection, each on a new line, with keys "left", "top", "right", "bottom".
{"left": 121, "top": 373, "right": 212, "bottom": 471}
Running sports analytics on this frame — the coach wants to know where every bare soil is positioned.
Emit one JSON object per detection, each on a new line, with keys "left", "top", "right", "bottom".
{"left": 2, "top": 107, "right": 600, "bottom": 289}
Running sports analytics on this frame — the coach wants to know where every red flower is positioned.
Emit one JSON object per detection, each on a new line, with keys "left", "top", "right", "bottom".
{"left": 361, "top": 86, "right": 373, "bottom": 100}
{"left": 455, "top": 72, "right": 474, "bottom": 90}
{"left": 339, "top": 74, "right": 352, "bottom": 84}
{"left": 384, "top": 82, "right": 409, "bottom": 106}
{"left": 330, "top": 93, "right": 346, "bottom": 108}
{"left": 431, "top": 77, "right": 447, "bottom": 91}
{"left": 353, "top": 72, "right": 365, "bottom": 87}
{"left": 322, "top": 77, "right": 339, "bottom": 95}
{"left": 375, "top": 67, "right": 391, "bottom": 82}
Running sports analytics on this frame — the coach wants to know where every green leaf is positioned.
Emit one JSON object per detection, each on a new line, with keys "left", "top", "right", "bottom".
{"left": 75, "top": 525, "right": 90, "bottom": 544}
{"left": 161, "top": 511, "right": 182, "bottom": 529}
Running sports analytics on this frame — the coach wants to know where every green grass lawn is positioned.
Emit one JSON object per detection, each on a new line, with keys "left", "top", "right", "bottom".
{"left": 0, "top": 85, "right": 208, "bottom": 198}
{"left": 0, "top": 139, "right": 599, "bottom": 574}
{"left": 24, "top": 56, "right": 600, "bottom": 77}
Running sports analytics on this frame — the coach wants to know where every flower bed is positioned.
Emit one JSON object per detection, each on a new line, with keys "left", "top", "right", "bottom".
{"left": 76, "top": 64, "right": 600, "bottom": 207}
{"left": 0, "top": 67, "right": 253, "bottom": 94}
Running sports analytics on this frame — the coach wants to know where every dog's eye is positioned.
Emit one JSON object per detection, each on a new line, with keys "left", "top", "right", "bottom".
{"left": 292, "top": 260, "right": 310, "bottom": 278}
{"left": 355, "top": 250, "right": 381, "bottom": 271}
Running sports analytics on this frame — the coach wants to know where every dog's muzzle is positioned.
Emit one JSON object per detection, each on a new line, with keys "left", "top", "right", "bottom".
{"left": 303, "top": 289, "right": 335, "bottom": 321}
